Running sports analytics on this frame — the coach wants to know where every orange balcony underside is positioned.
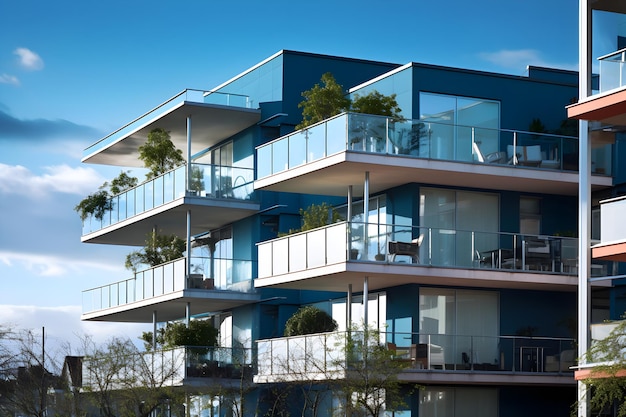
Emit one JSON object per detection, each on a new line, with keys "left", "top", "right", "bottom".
{"left": 575, "top": 368, "right": 626, "bottom": 381}
{"left": 592, "top": 241, "right": 626, "bottom": 262}
{"left": 567, "top": 88, "right": 626, "bottom": 126}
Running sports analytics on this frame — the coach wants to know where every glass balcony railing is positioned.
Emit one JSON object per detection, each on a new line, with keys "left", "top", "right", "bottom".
{"left": 599, "top": 195, "right": 626, "bottom": 244}
{"left": 256, "top": 112, "right": 609, "bottom": 178}
{"left": 257, "top": 221, "right": 614, "bottom": 279}
{"left": 84, "top": 90, "right": 252, "bottom": 158}
{"left": 82, "top": 256, "right": 256, "bottom": 314}
{"left": 598, "top": 48, "right": 626, "bottom": 93}
{"left": 256, "top": 331, "right": 576, "bottom": 378}
{"left": 81, "top": 163, "right": 255, "bottom": 236}
{"left": 82, "top": 345, "right": 253, "bottom": 390}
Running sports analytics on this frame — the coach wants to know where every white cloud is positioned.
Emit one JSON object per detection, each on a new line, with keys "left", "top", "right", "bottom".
{"left": 0, "top": 305, "right": 149, "bottom": 354}
{"left": 0, "top": 250, "right": 123, "bottom": 278}
{"left": 478, "top": 49, "right": 578, "bottom": 72}
{"left": 0, "top": 73, "right": 19, "bottom": 86}
{"left": 14, "top": 47, "right": 44, "bottom": 71}
{"left": 0, "top": 163, "right": 105, "bottom": 197}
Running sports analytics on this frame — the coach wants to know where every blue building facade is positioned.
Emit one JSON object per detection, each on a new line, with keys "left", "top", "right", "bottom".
{"left": 79, "top": 50, "right": 621, "bottom": 416}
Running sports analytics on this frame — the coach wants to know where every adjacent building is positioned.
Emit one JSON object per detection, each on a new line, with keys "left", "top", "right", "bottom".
{"left": 79, "top": 49, "right": 619, "bottom": 416}
{"left": 567, "top": 2, "right": 626, "bottom": 416}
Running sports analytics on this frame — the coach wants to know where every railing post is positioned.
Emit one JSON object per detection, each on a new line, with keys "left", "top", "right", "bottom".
{"left": 512, "top": 131, "right": 518, "bottom": 165}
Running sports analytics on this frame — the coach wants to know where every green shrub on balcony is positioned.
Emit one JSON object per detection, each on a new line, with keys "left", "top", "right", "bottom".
{"left": 139, "top": 128, "right": 185, "bottom": 179}
{"left": 284, "top": 306, "right": 338, "bottom": 336}
{"left": 125, "top": 230, "right": 185, "bottom": 272}
{"left": 74, "top": 170, "right": 138, "bottom": 221}
{"left": 141, "top": 319, "right": 218, "bottom": 352}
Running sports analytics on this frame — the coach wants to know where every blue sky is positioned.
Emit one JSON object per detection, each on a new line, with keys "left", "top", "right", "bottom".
{"left": 0, "top": 0, "right": 579, "bottom": 349}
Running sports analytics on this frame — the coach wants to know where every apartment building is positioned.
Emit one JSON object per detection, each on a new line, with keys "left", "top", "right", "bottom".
{"left": 79, "top": 49, "right": 617, "bottom": 416}
{"left": 566, "top": 2, "right": 626, "bottom": 416}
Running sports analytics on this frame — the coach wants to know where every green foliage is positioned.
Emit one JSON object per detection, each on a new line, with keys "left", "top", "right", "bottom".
{"left": 528, "top": 118, "right": 547, "bottom": 133}
{"left": 125, "top": 230, "right": 186, "bottom": 271}
{"left": 141, "top": 320, "right": 218, "bottom": 351}
{"left": 109, "top": 170, "right": 138, "bottom": 195}
{"left": 284, "top": 306, "right": 338, "bottom": 336}
{"left": 300, "top": 202, "right": 342, "bottom": 232}
{"left": 579, "top": 320, "right": 626, "bottom": 416}
{"left": 332, "top": 324, "right": 415, "bottom": 416}
{"left": 351, "top": 90, "right": 402, "bottom": 119}
{"left": 296, "top": 72, "right": 403, "bottom": 131}
{"left": 74, "top": 189, "right": 112, "bottom": 221}
{"left": 189, "top": 165, "right": 205, "bottom": 192}
{"left": 296, "top": 72, "right": 351, "bottom": 130}
{"left": 74, "top": 170, "right": 138, "bottom": 221}
{"left": 138, "top": 128, "right": 185, "bottom": 179}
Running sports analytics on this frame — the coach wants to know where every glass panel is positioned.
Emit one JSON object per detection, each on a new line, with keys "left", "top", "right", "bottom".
{"left": 307, "top": 229, "right": 327, "bottom": 267}
{"left": 153, "top": 175, "right": 164, "bottom": 206}
{"left": 272, "top": 139, "right": 288, "bottom": 174}
{"left": 306, "top": 122, "right": 326, "bottom": 162}
{"left": 163, "top": 170, "right": 174, "bottom": 202}
{"left": 288, "top": 131, "right": 307, "bottom": 168}
{"left": 257, "top": 144, "right": 273, "bottom": 178}
{"left": 288, "top": 234, "right": 307, "bottom": 271}
{"left": 326, "top": 114, "right": 347, "bottom": 155}
{"left": 144, "top": 182, "right": 154, "bottom": 210}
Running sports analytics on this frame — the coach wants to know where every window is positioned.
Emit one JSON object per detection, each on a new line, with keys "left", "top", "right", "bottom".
{"left": 419, "top": 93, "right": 500, "bottom": 161}
{"left": 520, "top": 197, "right": 541, "bottom": 235}
{"left": 420, "top": 288, "right": 499, "bottom": 368}
{"left": 420, "top": 188, "right": 499, "bottom": 267}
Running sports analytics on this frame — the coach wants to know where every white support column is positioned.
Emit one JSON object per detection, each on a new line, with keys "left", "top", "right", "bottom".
{"left": 186, "top": 302, "right": 191, "bottom": 327}
{"left": 152, "top": 310, "right": 157, "bottom": 351}
{"left": 348, "top": 186, "right": 353, "bottom": 259}
{"left": 347, "top": 284, "right": 352, "bottom": 329}
{"left": 186, "top": 115, "right": 192, "bottom": 193}
{"left": 577, "top": 2, "right": 591, "bottom": 416}
{"left": 363, "top": 172, "right": 370, "bottom": 260}
{"left": 186, "top": 210, "right": 191, "bottom": 284}
{"left": 363, "top": 276, "right": 369, "bottom": 328}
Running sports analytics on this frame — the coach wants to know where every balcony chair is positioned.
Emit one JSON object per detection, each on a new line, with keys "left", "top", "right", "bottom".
{"left": 472, "top": 142, "right": 507, "bottom": 164}
{"left": 389, "top": 234, "right": 424, "bottom": 263}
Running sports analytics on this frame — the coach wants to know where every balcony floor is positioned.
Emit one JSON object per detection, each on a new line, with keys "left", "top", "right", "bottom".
{"left": 82, "top": 195, "right": 260, "bottom": 245}
{"left": 81, "top": 288, "right": 262, "bottom": 323}
{"left": 254, "top": 151, "right": 610, "bottom": 198}
{"left": 254, "top": 261, "right": 609, "bottom": 293}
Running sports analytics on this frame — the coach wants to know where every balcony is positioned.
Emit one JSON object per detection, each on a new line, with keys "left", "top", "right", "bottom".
{"left": 256, "top": 222, "right": 613, "bottom": 293}
{"left": 81, "top": 163, "right": 258, "bottom": 245}
{"left": 81, "top": 346, "right": 253, "bottom": 390}
{"left": 82, "top": 257, "right": 260, "bottom": 322}
{"left": 568, "top": 48, "right": 626, "bottom": 128}
{"left": 255, "top": 331, "right": 576, "bottom": 385}
{"left": 83, "top": 89, "right": 261, "bottom": 167}
{"left": 255, "top": 113, "right": 612, "bottom": 198}
{"left": 592, "top": 195, "right": 626, "bottom": 262}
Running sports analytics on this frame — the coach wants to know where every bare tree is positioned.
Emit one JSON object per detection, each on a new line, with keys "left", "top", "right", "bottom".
{"left": 80, "top": 336, "right": 185, "bottom": 417}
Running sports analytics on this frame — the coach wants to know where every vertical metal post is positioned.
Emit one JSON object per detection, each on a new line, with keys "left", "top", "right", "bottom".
{"left": 363, "top": 172, "right": 370, "bottom": 260}
{"left": 152, "top": 310, "right": 157, "bottom": 350}
{"left": 347, "top": 284, "right": 352, "bottom": 329}
{"left": 363, "top": 276, "right": 369, "bottom": 328}
{"left": 577, "top": 1, "right": 592, "bottom": 416}
{"left": 187, "top": 115, "right": 192, "bottom": 192}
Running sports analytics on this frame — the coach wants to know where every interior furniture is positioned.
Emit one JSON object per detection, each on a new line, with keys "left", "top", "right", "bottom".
{"left": 544, "top": 349, "right": 575, "bottom": 372}
{"left": 389, "top": 234, "right": 424, "bottom": 263}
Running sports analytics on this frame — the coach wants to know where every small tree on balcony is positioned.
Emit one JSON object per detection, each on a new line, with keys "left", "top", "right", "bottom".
{"left": 296, "top": 72, "right": 351, "bottom": 130}
{"left": 330, "top": 324, "right": 415, "bottom": 417}
{"left": 284, "top": 306, "right": 338, "bottom": 337}
{"left": 74, "top": 170, "right": 138, "bottom": 221}
{"left": 140, "top": 319, "right": 218, "bottom": 353}
{"left": 125, "top": 230, "right": 186, "bottom": 272}
{"left": 139, "top": 128, "right": 185, "bottom": 179}
{"left": 578, "top": 319, "right": 626, "bottom": 416}
{"left": 351, "top": 90, "right": 401, "bottom": 119}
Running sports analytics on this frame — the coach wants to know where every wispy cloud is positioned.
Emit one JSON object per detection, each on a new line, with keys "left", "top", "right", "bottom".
{"left": 0, "top": 73, "right": 19, "bottom": 86}
{"left": 478, "top": 49, "right": 578, "bottom": 72}
{"left": 0, "top": 108, "right": 100, "bottom": 141}
{"left": 0, "top": 250, "right": 122, "bottom": 278}
{"left": 0, "top": 305, "right": 149, "bottom": 352}
{"left": 14, "top": 47, "right": 44, "bottom": 71}
{"left": 0, "top": 163, "right": 105, "bottom": 196}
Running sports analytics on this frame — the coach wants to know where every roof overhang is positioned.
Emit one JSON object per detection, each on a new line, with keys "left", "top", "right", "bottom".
{"left": 83, "top": 99, "right": 261, "bottom": 167}
{"left": 81, "top": 289, "right": 262, "bottom": 323}
{"left": 592, "top": 240, "right": 626, "bottom": 262}
{"left": 255, "top": 152, "right": 612, "bottom": 197}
